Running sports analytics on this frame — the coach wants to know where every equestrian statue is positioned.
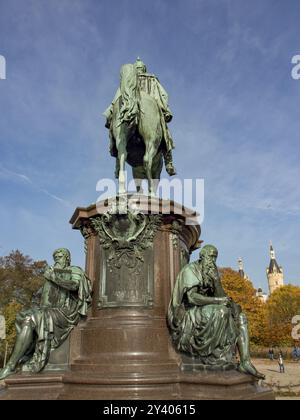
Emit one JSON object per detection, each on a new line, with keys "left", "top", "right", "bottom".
{"left": 103, "top": 58, "right": 176, "bottom": 195}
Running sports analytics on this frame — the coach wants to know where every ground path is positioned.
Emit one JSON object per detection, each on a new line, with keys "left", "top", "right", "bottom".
{"left": 254, "top": 358, "right": 300, "bottom": 399}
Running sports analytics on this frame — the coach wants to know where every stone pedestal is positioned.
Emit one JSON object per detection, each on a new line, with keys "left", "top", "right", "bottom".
{"left": 66, "top": 195, "right": 201, "bottom": 385}
{"left": 0, "top": 196, "right": 274, "bottom": 400}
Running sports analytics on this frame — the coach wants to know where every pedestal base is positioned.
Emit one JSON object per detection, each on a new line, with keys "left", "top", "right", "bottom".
{"left": 0, "top": 369, "right": 274, "bottom": 400}
{"left": 0, "top": 197, "right": 274, "bottom": 400}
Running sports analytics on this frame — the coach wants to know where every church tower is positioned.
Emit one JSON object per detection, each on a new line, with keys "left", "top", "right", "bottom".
{"left": 266, "top": 242, "right": 284, "bottom": 295}
{"left": 238, "top": 257, "right": 245, "bottom": 278}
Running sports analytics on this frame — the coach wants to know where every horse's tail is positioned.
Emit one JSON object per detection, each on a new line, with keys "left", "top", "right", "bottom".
{"left": 119, "top": 64, "right": 138, "bottom": 124}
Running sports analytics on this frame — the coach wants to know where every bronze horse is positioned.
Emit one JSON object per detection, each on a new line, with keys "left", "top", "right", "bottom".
{"left": 111, "top": 64, "right": 164, "bottom": 195}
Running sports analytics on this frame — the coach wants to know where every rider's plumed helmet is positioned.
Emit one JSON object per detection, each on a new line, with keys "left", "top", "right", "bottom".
{"left": 134, "top": 57, "right": 147, "bottom": 73}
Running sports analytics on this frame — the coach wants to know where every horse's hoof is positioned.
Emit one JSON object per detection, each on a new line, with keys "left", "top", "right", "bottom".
{"left": 166, "top": 165, "right": 177, "bottom": 176}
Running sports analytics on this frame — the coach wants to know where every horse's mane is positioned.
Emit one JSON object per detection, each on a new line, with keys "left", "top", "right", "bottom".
{"left": 119, "top": 64, "right": 138, "bottom": 123}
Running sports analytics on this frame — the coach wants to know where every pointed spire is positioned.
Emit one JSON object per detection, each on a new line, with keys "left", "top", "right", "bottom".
{"left": 268, "top": 242, "right": 281, "bottom": 274}
{"left": 267, "top": 241, "right": 284, "bottom": 294}
{"left": 270, "top": 241, "right": 275, "bottom": 260}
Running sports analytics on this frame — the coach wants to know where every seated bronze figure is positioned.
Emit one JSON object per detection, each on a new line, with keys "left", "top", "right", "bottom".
{"left": 0, "top": 248, "right": 92, "bottom": 380}
{"left": 168, "top": 245, "right": 264, "bottom": 379}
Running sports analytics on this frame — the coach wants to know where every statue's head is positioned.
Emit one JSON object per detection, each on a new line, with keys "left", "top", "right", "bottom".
{"left": 53, "top": 248, "right": 71, "bottom": 269}
{"left": 199, "top": 245, "right": 218, "bottom": 266}
{"left": 134, "top": 57, "right": 147, "bottom": 74}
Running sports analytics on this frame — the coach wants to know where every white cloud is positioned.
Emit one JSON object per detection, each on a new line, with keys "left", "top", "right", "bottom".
{"left": 0, "top": 165, "right": 72, "bottom": 207}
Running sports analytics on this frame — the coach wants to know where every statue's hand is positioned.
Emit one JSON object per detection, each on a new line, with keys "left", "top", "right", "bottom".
{"left": 217, "top": 297, "right": 231, "bottom": 306}
{"left": 44, "top": 265, "right": 54, "bottom": 281}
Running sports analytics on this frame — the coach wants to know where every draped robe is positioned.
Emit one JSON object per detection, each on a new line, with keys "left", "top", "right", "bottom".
{"left": 168, "top": 262, "right": 239, "bottom": 366}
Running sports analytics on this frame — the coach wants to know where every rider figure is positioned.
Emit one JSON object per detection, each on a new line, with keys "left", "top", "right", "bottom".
{"left": 103, "top": 58, "right": 176, "bottom": 176}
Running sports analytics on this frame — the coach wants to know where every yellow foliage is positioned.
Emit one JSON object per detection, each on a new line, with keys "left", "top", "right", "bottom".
{"left": 2, "top": 300, "right": 23, "bottom": 346}
{"left": 0, "top": 300, "right": 23, "bottom": 362}
{"left": 219, "top": 268, "right": 269, "bottom": 346}
{"left": 265, "top": 285, "right": 300, "bottom": 346}
{"left": 0, "top": 250, "right": 46, "bottom": 362}
{"left": 219, "top": 269, "right": 300, "bottom": 347}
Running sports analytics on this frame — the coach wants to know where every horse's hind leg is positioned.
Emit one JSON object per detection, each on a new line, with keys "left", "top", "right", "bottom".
{"left": 152, "top": 153, "right": 163, "bottom": 194}
{"left": 116, "top": 135, "right": 128, "bottom": 195}
{"left": 144, "top": 141, "right": 157, "bottom": 196}
{"left": 115, "top": 157, "right": 120, "bottom": 179}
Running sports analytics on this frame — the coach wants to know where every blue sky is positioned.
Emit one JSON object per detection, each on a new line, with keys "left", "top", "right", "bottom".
{"left": 0, "top": 0, "right": 299, "bottom": 291}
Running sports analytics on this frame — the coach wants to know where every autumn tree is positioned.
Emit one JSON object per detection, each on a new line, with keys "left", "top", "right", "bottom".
{"left": 265, "top": 285, "right": 300, "bottom": 347}
{"left": 219, "top": 267, "right": 269, "bottom": 346}
{"left": 0, "top": 250, "right": 46, "bottom": 364}
{"left": 0, "top": 300, "right": 23, "bottom": 364}
{"left": 0, "top": 250, "right": 46, "bottom": 309}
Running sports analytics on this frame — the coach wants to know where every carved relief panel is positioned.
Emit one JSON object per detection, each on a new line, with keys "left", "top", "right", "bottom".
{"left": 86, "top": 210, "right": 162, "bottom": 308}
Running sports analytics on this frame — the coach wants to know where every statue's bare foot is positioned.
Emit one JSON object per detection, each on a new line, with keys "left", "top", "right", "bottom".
{"left": 239, "top": 360, "right": 265, "bottom": 380}
{"left": 0, "top": 364, "right": 15, "bottom": 380}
